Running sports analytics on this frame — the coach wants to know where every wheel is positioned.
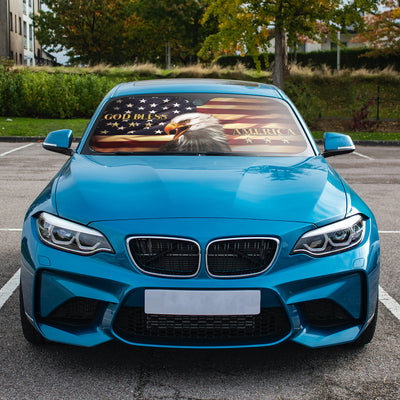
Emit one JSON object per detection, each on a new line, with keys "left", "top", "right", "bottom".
{"left": 351, "top": 301, "right": 378, "bottom": 347}
{"left": 19, "top": 287, "right": 46, "bottom": 345}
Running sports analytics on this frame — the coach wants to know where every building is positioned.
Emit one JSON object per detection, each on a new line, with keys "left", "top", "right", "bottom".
{"left": 0, "top": 0, "right": 55, "bottom": 65}
{"left": 297, "top": 31, "right": 363, "bottom": 53}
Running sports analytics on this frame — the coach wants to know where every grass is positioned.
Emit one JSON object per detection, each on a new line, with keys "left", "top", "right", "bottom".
{"left": 1, "top": 117, "right": 399, "bottom": 141}
{"left": 0, "top": 117, "right": 89, "bottom": 137}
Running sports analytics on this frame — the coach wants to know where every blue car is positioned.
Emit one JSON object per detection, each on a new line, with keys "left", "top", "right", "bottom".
{"left": 20, "top": 79, "right": 380, "bottom": 349}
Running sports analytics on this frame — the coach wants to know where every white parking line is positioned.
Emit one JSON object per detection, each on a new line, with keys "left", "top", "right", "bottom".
{"left": 379, "top": 286, "right": 400, "bottom": 321}
{"left": 353, "top": 151, "right": 374, "bottom": 161}
{"left": 0, "top": 269, "right": 20, "bottom": 309}
{"left": 0, "top": 228, "right": 22, "bottom": 231}
{"left": 0, "top": 143, "right": 35, "bottom": 157}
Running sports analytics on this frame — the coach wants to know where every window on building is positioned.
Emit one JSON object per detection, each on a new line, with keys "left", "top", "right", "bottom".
{"left": 19, "top": 54, "right": 23, "bottom": 65}
{"left": 29, "top": 25, "right": 33, "bottom": 51}
{"left": 23, "top": 21, "right": 27, "bottom": 49}
{"left": 19, "top": 18, "right": 22, "bottom": 35}
{"left": 9, "top": 13, "right": 13, "bottom": 31}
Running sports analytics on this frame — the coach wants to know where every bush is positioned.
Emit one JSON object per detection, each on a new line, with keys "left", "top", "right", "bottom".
{"left": 216, "top": 49, "right": 400, "bottom": 71}
{"left": 284, "top": 82, "right": 325, "bottom": 125}
{"left": 0, "top": 67, "right": 116, "bottom": 118}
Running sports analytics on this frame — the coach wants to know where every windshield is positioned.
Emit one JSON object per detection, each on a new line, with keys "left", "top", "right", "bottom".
{"left": 87, "top": 94, "right": 313, "bottom": 156}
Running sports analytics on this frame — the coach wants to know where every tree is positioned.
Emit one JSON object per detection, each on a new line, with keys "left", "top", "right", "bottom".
{"left": 34, "top": 0, "right": 146, "bottom": 64}
{"left": 34, "top": 0, "right": 214, "bottom": 65}
{"left": 132, "top": 0, "right": 217, "bottom": 66}
{"left": 358, "top": 1, "right": 400, "bottom": 56}
{"left": 199, "top": 0, "right": 378, "bottom": 88}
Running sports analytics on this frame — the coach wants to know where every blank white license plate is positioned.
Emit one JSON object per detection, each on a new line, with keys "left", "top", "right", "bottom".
{"left": 144, "top": 289, "right": 261, "bottom": 316}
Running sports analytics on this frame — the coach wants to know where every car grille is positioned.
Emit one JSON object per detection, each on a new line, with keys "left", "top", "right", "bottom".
{"left": 206, "top": 238, "right": 279, "bottom": 277}
{"left": 113, "top": 307, "right": 291, "bottom": 345}
{"left": 127, "top": 237, "right": 201, "bottom": 277}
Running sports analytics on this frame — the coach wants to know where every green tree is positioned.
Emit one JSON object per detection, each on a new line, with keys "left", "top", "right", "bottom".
{"left": 34, "top": 0, "right": 146, "bottom": 64}
{"left": 200, "top": 0, "right": 378, "bottom": 88}
{"left": 132, "top": 0, "right": 216, "bottom": 66}
{"left": 34, "top": 0, "right": 214, "bottom": 66}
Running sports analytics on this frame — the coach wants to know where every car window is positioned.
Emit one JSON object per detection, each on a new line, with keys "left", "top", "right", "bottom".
{"left": 88, "top": 94, "right": 313, "bottom": 156}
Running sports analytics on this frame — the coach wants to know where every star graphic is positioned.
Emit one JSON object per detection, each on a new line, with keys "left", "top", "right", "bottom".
{"left": 140, "top": 99, "right": 147, "bottom": 103}
{"left": 113, "top": 107, "right": 120, "bottom": 111}
{"left": 138, "top": 106, "right": 145, "bottom": 110}
{"left": 117, "top": 126, "right": 125, "bottom": 130}
{"left": 116, "top": 99, "right": 123, "bottom": 104}
{"left": 100, "top": 130, "right": 109, "bottom": 134}
{"left": 124, "top": 110, "right": 132, "bottom": 114}
{"left": 163, "top": 98, "right": 170, "bottom": 103}
{"left": 150, "top": 103, "right": 157, "bottom": 108}
{"left": 282, "top": 138, "right": 289, "bottom": 144}
{"left": 112, "top": 122, "right": 119, "bottom": 127}
{"left": 129, "top": 122, "right": 137, "bottom": 127}
{"left": 126, "top": 103, "right": 134, "bottom": 108}
{"left": 173, "top": 103, "right": 180, "bottom": 107}
{"left": 264, "top": 137, "right": 272, "bottom": 144}
{"left": 155, "top": 130, "right": 163, "bottom": 134}
{"left": 245, "top": 136, "right": 253, "bottom": 143}
{"left": 173, "top": 110, "right": 180, "bottom": 114}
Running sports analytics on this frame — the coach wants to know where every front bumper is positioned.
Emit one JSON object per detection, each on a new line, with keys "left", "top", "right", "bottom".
{"left": 20, "top": 216, "right": 380, "bottom": 349}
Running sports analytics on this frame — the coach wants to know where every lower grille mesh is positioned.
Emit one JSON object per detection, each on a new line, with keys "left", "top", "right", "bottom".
{"left": 113, "top": 307, "right": 291, "bottom": 345}
{"left": 43, "top": 297, "right": 102, "bottom": 328}
{"left": 300, "top": 299, "right": 358, "bottom": 328}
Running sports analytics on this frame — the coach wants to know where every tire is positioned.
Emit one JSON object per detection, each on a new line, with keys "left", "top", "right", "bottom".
{"left": 19, "top": 287, "right": 46, "bottom": 345}
{"left": 351, "top": 301, "right": 378, "bottom": 347}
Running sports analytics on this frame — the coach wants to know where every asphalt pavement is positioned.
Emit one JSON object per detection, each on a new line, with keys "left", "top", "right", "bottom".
{"left": 0, "top": 142, "right": 399, "bottom": 400}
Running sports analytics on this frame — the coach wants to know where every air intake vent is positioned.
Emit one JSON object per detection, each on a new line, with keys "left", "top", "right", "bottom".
{"left": 113, "top": 306, "right": 291, "bottom": 346}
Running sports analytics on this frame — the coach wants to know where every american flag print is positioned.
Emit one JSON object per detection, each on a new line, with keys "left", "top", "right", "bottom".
{"left": 90, "top": 95, "right": 308, "bottom": 154}
{"left": 94, "top": 96, "right": 194, "bottom": 136}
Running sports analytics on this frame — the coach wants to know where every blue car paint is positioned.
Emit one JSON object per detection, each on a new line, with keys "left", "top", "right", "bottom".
{"left": 53, "top": 155, "right": 346, "bottom": 226}
{"left": 21, "top": 79, "right": 380, "bottom": 348}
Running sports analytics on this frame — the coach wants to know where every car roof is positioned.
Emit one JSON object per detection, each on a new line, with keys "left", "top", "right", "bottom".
{"left": 110, "top": 79, "right": 283, "bottom": 99}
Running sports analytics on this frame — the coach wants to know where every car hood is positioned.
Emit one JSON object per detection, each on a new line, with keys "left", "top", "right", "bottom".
{"left": 55, "top": 154, "right": 347, "bottom": 225}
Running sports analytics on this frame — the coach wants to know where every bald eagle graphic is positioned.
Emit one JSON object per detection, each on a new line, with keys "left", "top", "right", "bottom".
{"left": 160, "top": 113, "right": 231, "bottom": 153}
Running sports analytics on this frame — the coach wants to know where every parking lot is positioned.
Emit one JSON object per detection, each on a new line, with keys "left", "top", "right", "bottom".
{"left": 0, "top": 141, "right": 399, "bottom": 400}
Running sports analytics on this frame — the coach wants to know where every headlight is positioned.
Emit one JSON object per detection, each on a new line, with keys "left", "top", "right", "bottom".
{"left": 37, "top": 212, "right": 114, "bottom": 255}
{"left": 291, "top": 215, "right": 366, "bottom": 257}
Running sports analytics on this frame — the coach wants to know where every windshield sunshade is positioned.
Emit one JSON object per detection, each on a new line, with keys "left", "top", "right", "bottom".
{"left": 88, "top": 95, "right": 311, "bottom": 155}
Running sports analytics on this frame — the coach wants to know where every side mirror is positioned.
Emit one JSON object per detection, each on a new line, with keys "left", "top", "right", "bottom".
{"left": 323, "top": 132, "right": 355, "bottom": 158}
{"left": 43, "top": 129, "right": 74, "bottom": 156}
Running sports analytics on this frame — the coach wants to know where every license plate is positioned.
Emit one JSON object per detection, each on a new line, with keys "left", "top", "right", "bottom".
{"left": 144, "top": 289, "right": 261, "bottom": 315}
